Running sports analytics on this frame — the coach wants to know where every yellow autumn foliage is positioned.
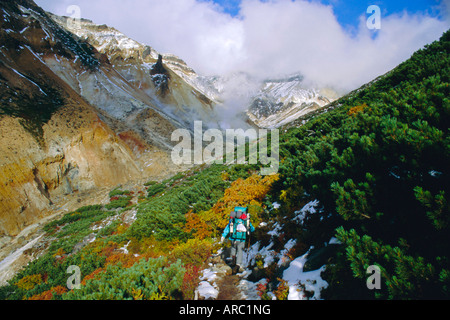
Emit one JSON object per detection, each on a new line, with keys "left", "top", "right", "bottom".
{"left": 185, "top": 174, "right": 279, "bottom": 239}
{"left": 15, "top": 274, "right": 43, "bottom": 291}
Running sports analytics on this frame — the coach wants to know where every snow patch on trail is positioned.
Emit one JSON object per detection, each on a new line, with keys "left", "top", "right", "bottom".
{"left": 197, "top": 280, "right": 219, "bottom": 300}
{"left": 196, "top": 200, "right": 329, "bottom": 300}
{"left": 282, "top": 250, "right": 328, "bottom": 300}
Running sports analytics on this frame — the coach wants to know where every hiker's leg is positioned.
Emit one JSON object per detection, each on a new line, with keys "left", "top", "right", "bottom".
{"left": 235, "top": 241, "right": 245, "bottom": 267}
{"left": 230, "top": 241, "right": 237, "bottom": 266}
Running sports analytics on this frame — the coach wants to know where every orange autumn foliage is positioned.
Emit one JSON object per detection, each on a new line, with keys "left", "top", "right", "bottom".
{"left": 28, "top": 286, "right": 67, "bottom": 300}
{"left": 185, "top": 174, "right": 279, "bottom": 239}
{"left": 15, "top": 274, "right": 43, "bottom": 291}
{"left": 81, "top": 268, "right": 105, "bottom": 286}
{"left": 105, "top": 253, "right": 141, "bottom": 268}
{"left": 347, "top": 103, "right": 368, "bottom": 116}
{"left": 184, "top": 210, "right": 213, "bottom": 240}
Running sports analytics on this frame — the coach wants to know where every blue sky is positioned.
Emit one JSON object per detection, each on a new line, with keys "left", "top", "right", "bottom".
{"left": 205, "top": 0, "right": 447, "bottom": 42}
{"left": 211, "top": 0, "right": 444, "bottom": 26}
{"left": 321, "top": 0, "right": 443, "bottom": 28}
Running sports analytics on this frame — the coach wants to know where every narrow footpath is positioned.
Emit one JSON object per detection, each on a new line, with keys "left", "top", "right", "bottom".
{"left": 197, "top": 248, "right": 258, "bottom": 300}
{"left": 216, "top": 274, "right": 242, "bottom": 300}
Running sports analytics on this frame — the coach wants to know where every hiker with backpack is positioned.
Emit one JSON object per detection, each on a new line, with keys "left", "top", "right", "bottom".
{"left": 220, "top": 207, "right": 255, "bottom": 274}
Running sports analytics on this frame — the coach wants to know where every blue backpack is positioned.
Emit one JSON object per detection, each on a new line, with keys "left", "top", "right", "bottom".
{"left": 229, "top": 207, "right": 249, "bottom": 241}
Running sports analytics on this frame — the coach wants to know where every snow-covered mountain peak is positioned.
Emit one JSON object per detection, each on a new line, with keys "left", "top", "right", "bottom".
{"left": 49, "top": 14, "right": 158, "bottom": 64}
{"left": 247, "top": 74, "right": 339, "bottom": 128}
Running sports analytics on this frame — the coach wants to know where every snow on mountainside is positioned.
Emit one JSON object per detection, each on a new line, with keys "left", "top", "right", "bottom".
{"left": 171, "top": 69, "right": 340, "bottom": 129}
{"left": 247, "top": 75, "right": 340, "bottom": 128}
{"left": 165, "top": 69, "right": 341, "bottom": 129}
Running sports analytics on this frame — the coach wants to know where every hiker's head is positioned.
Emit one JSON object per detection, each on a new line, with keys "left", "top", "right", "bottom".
{"left": 240, "top": 213, "right": 247, "bottom": 220}
{"left": 230, "top": 211, "right": 237, "bottom": 219}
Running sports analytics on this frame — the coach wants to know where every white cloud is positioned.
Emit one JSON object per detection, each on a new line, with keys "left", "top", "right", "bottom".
{"left": 37, "top": 0, "right": 245, "bottom": 75}
{"left": 235, "top": 0, "right": 448, "bottom": 91}
{"left": 36, "top": 0, "right": 449, "bottom": 93}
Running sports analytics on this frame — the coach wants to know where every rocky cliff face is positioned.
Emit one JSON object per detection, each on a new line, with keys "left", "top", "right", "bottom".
{"left": 0, "top": 106, "right": 142, "bottom": 237}
{"left": 0, "top": 0, "right": 199, "bottom": 238}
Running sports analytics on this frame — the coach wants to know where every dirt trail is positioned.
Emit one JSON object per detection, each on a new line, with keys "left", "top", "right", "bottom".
{"left": 217, "top": 274, "right": 242, "bottom": 300}
{"left": 198, "top": 250, "right": 252, "bottom": 301}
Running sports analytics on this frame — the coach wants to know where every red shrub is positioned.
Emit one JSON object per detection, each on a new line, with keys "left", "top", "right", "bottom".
{"left": 181, "top": 264, "right": 201, "bottom": 300}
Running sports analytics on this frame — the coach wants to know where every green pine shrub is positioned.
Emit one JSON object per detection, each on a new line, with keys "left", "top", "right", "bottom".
{"left": 62, "top": 257, "right": 185, "bottom": 300}
{"left": 277, "top": 30, "right": 450, "bottom": 299}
